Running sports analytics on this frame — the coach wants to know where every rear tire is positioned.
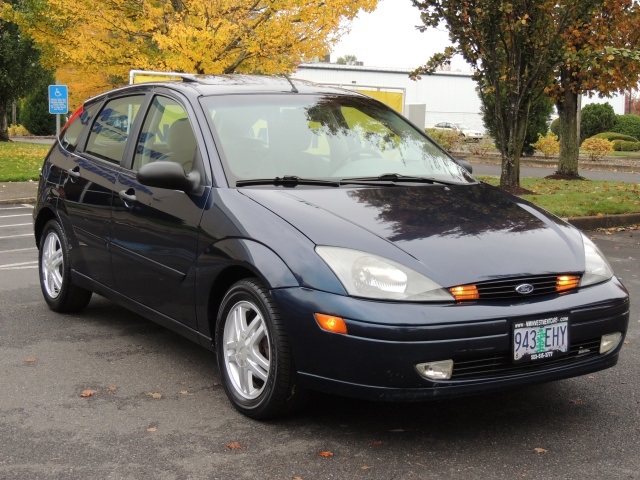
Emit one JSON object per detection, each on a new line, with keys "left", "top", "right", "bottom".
{"left": 216, "top": 278, "right": 307, "bottom": 419}
{"left": 38, "top": 219, "right": 92, "bottom": 313}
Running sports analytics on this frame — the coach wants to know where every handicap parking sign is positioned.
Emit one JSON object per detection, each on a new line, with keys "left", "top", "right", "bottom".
{"left": 48, "top": 85, "right": 68, "bottom": 114}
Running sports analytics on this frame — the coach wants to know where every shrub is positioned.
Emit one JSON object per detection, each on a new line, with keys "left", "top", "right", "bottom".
{"left": 580, "top": 137, "right": 613, "bottom": 161}
{"left": 20, "top": 77, "right": 57, "bottom": 136}
{"left": 549, "top": 118, "right": 560, "bottom": 136}
{"left": 612, "top": 114, "right": 640, "bottom": 140}
{"left": 592, "top": 131, "right": 639, "bottom": 142}
{"left": 466, "top": 138, "right": 497, "bottom": 156}
{"left": 8, "top": 125, "right": 30, "bottom": 136}
{"left": 532, "top": 132, "right": 559, "bottom": 157}
{"left": 612, "top": 140, "right": 640, "bottom": 151}
{"left": 523, "top": 96, "right": 554, "bottom": 156}
{"left": 425, "top": 128, "right": 462, "bottom": 152}
{"left": 580, "top": 102, "right": 616, "bottom": 141}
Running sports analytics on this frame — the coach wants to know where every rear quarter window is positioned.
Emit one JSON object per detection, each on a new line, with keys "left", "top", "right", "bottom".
{"left": 60, "top": 104, "right": 98, "bottom": 153}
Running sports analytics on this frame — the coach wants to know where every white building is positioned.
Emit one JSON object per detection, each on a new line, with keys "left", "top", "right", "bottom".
{"left": 294, "top": 63, "right": 627, "bottom": 133}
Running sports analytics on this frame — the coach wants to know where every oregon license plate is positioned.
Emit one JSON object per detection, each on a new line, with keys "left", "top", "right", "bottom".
{"left": 513, "top": 315, "right": 569, "bottom": 363}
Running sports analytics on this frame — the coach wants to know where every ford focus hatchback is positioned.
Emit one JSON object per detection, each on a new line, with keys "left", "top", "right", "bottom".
{"left": 33, "top": 75, "right": 629, "bottom": 419}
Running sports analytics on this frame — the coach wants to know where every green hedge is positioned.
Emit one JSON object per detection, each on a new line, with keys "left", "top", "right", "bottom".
{"left": 612, "top": 140, "right": 640, "bottom": 151}
{"left": 612, "top": 114, "right": 640, "bottom": 140}
{"left": 592, "top": 131, "right": 639, "bottom": 142}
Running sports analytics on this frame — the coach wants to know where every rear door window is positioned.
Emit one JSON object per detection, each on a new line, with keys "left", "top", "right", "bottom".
{"left": 85, "top": 95, "right": 145, "bottom": 164}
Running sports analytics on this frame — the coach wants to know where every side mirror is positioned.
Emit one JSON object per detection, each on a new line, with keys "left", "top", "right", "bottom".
{"left": 137, "top": 161, "right": 200, "bottom": 193}
{"left": 454, "top": 158, "right": 473, "bottom": 174}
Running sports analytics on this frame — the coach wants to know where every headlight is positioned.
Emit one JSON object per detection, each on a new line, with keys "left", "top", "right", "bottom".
{"left": 580, "top": 235, "right": 613, "bottom": 287}
{"left": 316, "top": 246, "right": 454, "bottom": 302}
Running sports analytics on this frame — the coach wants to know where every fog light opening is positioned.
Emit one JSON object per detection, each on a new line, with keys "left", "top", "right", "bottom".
{"left": 600, "top": 332, "right": 622, "bottom": 354}
{"left": 314, "top": 313, "right": 348, "bottom": 335}
{"left": 415, "top": 360, "right": 454, "bottom": 380}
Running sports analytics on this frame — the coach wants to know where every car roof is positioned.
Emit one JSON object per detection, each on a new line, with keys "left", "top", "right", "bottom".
{"left": 85, "top": 74, "right": 357, "bottom": 104}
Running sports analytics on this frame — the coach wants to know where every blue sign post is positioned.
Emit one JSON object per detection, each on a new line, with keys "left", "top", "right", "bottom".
{"left": 49, "top": 85, "right": 68, "bottom": 136}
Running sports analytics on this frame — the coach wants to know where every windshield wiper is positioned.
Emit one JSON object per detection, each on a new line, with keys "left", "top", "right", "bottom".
{"left": 340, "top": 173, "right": 452, "bottom": 186}
{"left": 235, "top": 175, "right": 341, "bottom": 187}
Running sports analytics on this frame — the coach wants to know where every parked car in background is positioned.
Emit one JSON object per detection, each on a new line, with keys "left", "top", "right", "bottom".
{"left": 33, "top": 75, "right": 628, "bottom": 420}
{"left": 432, "top": 122, "right": 484, "bottom": 140}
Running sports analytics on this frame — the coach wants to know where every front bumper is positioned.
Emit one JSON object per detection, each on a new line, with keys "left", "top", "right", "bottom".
{"left": 272, "top": 277, "right": 629, "bottom": 401}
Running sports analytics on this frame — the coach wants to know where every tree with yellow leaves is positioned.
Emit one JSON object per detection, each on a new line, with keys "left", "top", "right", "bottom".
{"left": 9, "top": 0, "right": 377, "bottom": 104}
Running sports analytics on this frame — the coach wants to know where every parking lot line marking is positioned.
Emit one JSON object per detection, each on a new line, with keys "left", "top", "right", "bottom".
{"left": 0, "top": 206, "right": 33, "bottom": 211}
{"left": 0, "top": 261, "right": 38, "bottom": 268}
{"left": 0, "top": 265, "right": 37, "bottom": 270}
{"left": 0, "top": 223, "right": 32, "bottom": 228}
{"left": 0, "top": 214, "right": 33, "bottom": 219}
{"left": 0, "top": 233, "right": 33, "bottom": 240}
{"left": 0, "top": 247, "right": 37, "bottom": 254}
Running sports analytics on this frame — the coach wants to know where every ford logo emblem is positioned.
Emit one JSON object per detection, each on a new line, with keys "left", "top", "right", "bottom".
{"left": 515, "top": 284, "right": 535, "bottom": 295}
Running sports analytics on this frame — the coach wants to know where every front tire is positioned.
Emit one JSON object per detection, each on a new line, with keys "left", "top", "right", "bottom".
{"left": 216, "top": 278, "right": 307, "bottom": 419}
{"left": 38, "top": 219, "right": 92, "bottom": 313}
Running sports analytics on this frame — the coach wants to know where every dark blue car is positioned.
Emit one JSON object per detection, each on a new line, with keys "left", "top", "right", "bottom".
{"left": 33, "top": 75, "right": 629, "bottom": 419}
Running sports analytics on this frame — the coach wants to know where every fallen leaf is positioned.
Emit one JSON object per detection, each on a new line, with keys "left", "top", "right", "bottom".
{"left": 149, "top": 392, "right": 163, "bottom": 399}
{"left": 361, "top": 466, "right": 370, "bottom": 470}
{"left": 179, "top": 390, "right": 193, "bottom": 395}
{"left": 534, "top": 447, "right": 548, "bottom": 454}
{"left": 390, "top": 428, "right": 405, "bottom": 432}
{"left": 370, "top": 440, "right": 383, "bottom": 446}
{"left": 317, "top": 451, "right": 333, "bottom": 458}
{"left": 147, "top": 427, "right": 157, "bottom": 432}
{"left": 25, "top": 357, "right": 37, "bottom": 363}
{"left": 212, "top": 382, "right": 221, "bottom": 387}
{"left": 624, "top": 340, "right": 630, "bottom": 344}
{"left": 570, "top": 398, "right": 583, "bottom": 405}
{"left": 225, "top": 441, "right": 244, "bottom": 450}
{"left": 107, "top": 386, "right": 117, "bottom": 392}
{"left": 293, "top": 477, "right": 303, "bottom": 480}
{"left": 80, "top": 389, "right": 98, "bottom": 398}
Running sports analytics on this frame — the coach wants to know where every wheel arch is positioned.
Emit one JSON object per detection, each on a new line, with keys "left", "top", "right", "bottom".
{"left": 197, "top": 238, "right": 299, "bottom": 347}
{"left": 34, "top": 206, "right": 59, "bottom": 248}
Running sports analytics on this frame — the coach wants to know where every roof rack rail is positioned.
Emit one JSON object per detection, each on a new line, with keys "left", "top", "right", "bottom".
{"left": 129, "top": 69, "right": 199, "bottom": 85}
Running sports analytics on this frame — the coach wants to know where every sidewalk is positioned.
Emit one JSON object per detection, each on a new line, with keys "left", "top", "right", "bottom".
{"left": 1, "top": 167, "right": 639, "bottom": 231}
{"left": 0, "top": 181, "right": 38, "bottom": 205}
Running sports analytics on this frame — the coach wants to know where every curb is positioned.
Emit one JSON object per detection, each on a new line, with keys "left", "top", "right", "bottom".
{"left": 0, "top": 197, "right": 36, "bottom": 206}
{"left": 565, "top": 213, "right": 640, "bottom": 231}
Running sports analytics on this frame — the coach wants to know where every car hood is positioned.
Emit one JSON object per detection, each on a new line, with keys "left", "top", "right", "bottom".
{"left": 240, "top": 183, "right": 585, "bottom": 287}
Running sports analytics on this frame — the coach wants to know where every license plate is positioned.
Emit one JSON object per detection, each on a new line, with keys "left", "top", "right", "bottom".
{"left": 513, "top": 315, "right": 569, "bottom": 363}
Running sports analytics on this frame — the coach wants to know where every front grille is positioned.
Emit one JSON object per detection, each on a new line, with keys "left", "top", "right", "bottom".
{"left": 452, "top": 337, "right": 601, "bottom": 379}
{"left": 474, "top": 274, "right": 580, "bottom": 300}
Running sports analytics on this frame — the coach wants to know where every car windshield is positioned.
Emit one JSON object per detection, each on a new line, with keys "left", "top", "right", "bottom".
{"left": 200, "top": 94, "right": 474, "bottom": 186}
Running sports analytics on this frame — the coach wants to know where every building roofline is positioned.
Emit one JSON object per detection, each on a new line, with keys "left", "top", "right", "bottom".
{"left": 297, "top": 63, "right": 474, "bottom": 78}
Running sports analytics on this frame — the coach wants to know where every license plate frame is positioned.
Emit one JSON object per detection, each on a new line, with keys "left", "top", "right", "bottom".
{"left": 512, "top": 315, "right": 569, "bottom": 363}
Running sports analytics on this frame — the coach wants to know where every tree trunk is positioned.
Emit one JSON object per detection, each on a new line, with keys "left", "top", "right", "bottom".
{"left": 0, "top": 101, "right": 9, "bottom": 142}
{"left": 499, "top": 101, "right": 530, "bottom": 188}
{"left": 556, "top": 83, "right": 580, "bottom": 177}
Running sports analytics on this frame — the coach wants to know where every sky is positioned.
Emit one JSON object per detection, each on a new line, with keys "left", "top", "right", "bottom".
{"left": 331, "top": 0, "right": 468, "bottom": 71}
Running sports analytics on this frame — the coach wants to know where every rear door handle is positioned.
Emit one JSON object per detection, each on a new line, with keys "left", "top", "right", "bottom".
{"left": 118, "top": 188, "right": 137, "bottom": 204}
{"left": 67, "top": 166, "right": 81, "bottom": 178}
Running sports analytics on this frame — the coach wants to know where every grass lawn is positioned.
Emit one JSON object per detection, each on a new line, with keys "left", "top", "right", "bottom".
{"left": 480, "top": 176, "right": 640, "bottom": 218}
{"left": 0, "top": 142, "right": 51, "bottom": 182}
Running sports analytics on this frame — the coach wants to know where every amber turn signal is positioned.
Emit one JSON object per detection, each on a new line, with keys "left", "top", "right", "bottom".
{"left": 557, "top": 275, "right": 580, "bottom": 292}
{"left": 315, "top": 313, "right": 348, "bottom": 334}
{"left": 449, "top": 285, "right": 480, "bottom": 301}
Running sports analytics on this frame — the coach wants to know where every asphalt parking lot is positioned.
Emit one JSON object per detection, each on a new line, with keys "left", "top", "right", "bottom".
{"left": 0, "top": 203, "right": 638, "bottom": 479}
